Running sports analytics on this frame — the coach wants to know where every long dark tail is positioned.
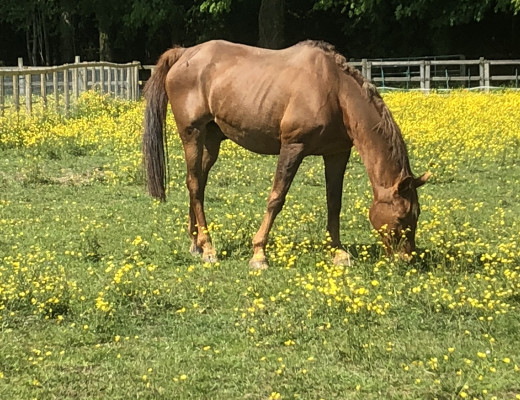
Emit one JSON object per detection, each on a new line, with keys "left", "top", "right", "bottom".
{"left": 142, "top": 46, "right": 185, "bottom": 200}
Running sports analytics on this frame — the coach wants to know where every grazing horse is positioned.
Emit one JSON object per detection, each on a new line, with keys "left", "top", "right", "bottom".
{"left": 143, "top": 40, "right": 429, "bottom": 269}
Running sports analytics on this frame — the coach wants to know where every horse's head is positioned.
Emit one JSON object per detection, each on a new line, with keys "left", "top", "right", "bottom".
{"left": 369, "top": 172, "right": 430, "bottom": 260}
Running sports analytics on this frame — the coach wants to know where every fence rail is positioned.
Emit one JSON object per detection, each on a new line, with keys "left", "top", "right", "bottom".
{"left": 0, "top": 57, "right": 140, "bottom": 115}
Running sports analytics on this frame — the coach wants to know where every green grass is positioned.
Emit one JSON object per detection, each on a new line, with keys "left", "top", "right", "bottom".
{"left": 1, "top": 93, "right": 520, "bottom": 399}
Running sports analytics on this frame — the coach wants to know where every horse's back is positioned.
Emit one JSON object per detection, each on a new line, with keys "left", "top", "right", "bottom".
{"left": 165, "top": 40, "right": 349, "bottom": 155}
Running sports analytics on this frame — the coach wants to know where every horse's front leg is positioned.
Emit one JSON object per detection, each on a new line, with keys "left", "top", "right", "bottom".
{"left": 181, "top": 126, "right": 218, "bottom": 263}
{"left": 324, "top": 150, "right": 353, "bottom": 267}
{"left": 250, "top": 143, "right": 305, "bottom": 270}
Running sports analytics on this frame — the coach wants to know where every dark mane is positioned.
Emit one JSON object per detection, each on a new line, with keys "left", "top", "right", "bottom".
{"left": 298, "top": 40, "right": 412, "bottom": 175}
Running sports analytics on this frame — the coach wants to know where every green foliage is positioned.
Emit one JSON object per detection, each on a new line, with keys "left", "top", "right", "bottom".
{"left": 394, "top": 0, "right": 520, "bottom": 25}
{"left": 2, "top": 0, "right": 520, "bottom": 65}
{"left": 314, "top": 0, "right": 520, "bottom": 23}
{"left": 199, "top": 0, "right": 233, "bottom": 14}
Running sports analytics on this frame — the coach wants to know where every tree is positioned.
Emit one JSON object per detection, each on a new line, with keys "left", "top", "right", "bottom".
{"left": 74, "top": 0, "right": 125, "bottom": 61}
{"left": 0, "top": 0, "right": 59, "bottom": 65}
{"left": 258, "top": 0, "right": 284, "bottom": 48}
{"left": 198, "top": 0, "right": 285, "bottom": 48}
{"left": 124, "top": 0, "right": 187, "bottom": 59}
{"left": 1, "top": 0, "right": 519, "bottom": 65}
{"left": 311, "top": 0, "right": 520, "bottom": 56}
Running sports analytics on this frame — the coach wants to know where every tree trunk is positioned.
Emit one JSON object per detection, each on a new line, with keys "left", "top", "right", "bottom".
{"left": 512, "top": 14, "right": 519, "bottom": 57}
{"left": 42, "top": 10, "right": 50, "bottom": 65}
{"left": 25, "top": 29, "right": 31, "bottom": 65}
{"left": 36, "top": 9, "right": 45, "bottom": 65}
{"left": 31, "top": 15, "right": 37, "bottom": 65}
{"left": 99, "top": 28, "right": 111, "bottom": 61}
{"left": 60, "top": 12, "right": 75, "bottom": 63}
{"left": 258, "top": 0, "right": 284, "bottom": 49}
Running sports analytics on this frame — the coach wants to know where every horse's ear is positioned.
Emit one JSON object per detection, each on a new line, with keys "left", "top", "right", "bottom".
{"left": 397, "top": 176, "right": 414, "bottom": 194}
{"left": 397, "top": 172, "right": 431, "bottom": 194}
{"left": 414, "top": 172, "right": 431, "bottom": 188}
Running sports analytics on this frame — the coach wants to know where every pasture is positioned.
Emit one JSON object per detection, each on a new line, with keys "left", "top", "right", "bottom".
{"left": 0, "top": 91, "right": 519, "bottom": 399}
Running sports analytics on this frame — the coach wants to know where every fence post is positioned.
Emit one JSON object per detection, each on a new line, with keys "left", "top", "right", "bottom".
{"left": 131, "top": 65, "right": 136, "bottom": 100}
{"left": 107, "top": 67, "right": 112, "bottom": 95}
{"left": 126, "top": 67, "right": 131, "bottom": 99}
{"left": 420, "top": 61, "right": 425, "bottom": 91}
{"left": 116, "top": 68, "right": 123, "bottom": 96}
{"left": 82, "top": 66, "right": 87, "bottom": 92}
{"left": 484, "top": 60, "right": 490, "bottom": 91}
{"left": 40, "top": 72, "right": 47, "bottom": 109}
{"left": 128, "top": 67, "right": 132, "bottom": 100}
{"left": 362, "top": 59, "right": 368, "bottom": 79}
{"left": 479, "top": 57, "right": 485, "bottom": 87}
{"left": 134, "top": 62, "right": 140, "bottom": 99}
{"left": 460, "top": 55, "right": 466, "bottom": 78}
{"left": 479, "top": 57, "right": 491, "bottom": 91}
{"left": 12, "top": 75, "right": 19, "bottom": 112}
{"left": 113, "top": 67, "right": 117, "bottom": 96}
{"left": 25, "top": 72, "right": 32, "bottom": 114}
{"left": 52, "top": 71, "right": 58, "bottom": 112}
{"left": 424, "top": 61, "right": 431, "bottom": 93}
{"left": 12, "top": 58, "right": 23, "bottom": 112}
{"left": 100, "top": 65, "right": 105, "bottom": 93}
{"left": 73, "top": 55, "right": 80, "bottom": 101}
{"left": 0, "top": 75, "right": 4, "bottom": 116}
{"left": 64, "top": 69, "right": 70, "bottom": 114}
{"left": 90, "top": 67, "right": 96, "bottom": 90}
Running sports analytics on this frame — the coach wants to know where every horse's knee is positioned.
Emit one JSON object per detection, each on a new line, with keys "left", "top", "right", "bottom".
{"left": 267, "top": 194, "right": 285, "bottom": 214}
{"left": 186, "top": 174, "right": 203, "bottom": 196}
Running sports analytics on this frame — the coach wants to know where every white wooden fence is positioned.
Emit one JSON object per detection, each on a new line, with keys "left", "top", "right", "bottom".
{"left": 1, "top": 56, "right": 519, "bottom": 115}
{"left": 0, "top": 57, "right": 140, "bottom": 115}
{"left": 349, "top": 58, "right": 520, "bottom": 91}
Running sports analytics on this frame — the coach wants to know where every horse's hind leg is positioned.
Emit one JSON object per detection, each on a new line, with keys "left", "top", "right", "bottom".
{"left": 188, "top": 122, "right": 225, "bottom": 259}
{"left": 250, "top": 143, "right": 305, "bottom": 270}
{"left": 324, "top": 150, "right": 353, "bottom": 267}
{"left": 181, "top": 123, "right": 223, "bottom": 263}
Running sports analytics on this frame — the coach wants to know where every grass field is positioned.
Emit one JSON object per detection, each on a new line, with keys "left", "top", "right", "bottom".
{"left": 1, "top": 91, "right": 520, "bottom": 399}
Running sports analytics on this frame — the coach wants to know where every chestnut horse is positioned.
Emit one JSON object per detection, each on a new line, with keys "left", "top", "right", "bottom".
{"left": 143, "top": 40, "right": 429, "bottom": 269}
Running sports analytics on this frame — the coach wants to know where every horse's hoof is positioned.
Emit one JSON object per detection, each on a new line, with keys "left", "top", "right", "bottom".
{"left": 249, "top": 259, "right": 269, "bottom": 270}
{"left": 333, "top": 250, "right": 354, "bottom": 267}
{"left": 189, "top": 244, "right": 203, "bottom": 258}
{"left": 203, "top": 252, "right": 218, "bottom": 264}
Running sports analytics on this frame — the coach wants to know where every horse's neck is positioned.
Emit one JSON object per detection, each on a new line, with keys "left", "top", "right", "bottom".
{"left": 355, "top": 130, "right": 405, "bottom": 197}
{"left": 343, "top": 91, "right": 409, "bottom": 198}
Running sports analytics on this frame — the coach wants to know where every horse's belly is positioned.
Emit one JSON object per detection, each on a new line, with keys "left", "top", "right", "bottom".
{"left": 215, "top": 119, "right": 281, "bottom": 155}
